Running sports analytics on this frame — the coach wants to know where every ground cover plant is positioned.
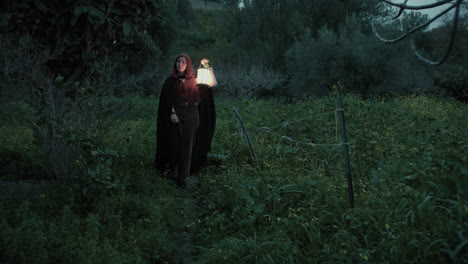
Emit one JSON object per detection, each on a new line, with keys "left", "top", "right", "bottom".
{"left": 191, "top": 93, "right": 467, "bottom": 263}
{"left": 1, "top": 92, "right": 467, "bottom": 263}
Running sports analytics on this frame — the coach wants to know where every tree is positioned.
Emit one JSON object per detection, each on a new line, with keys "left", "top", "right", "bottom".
{"left": 221, "top": 0, "right": 365, "bottom": 68}
{"left": 372, "top": 0, "right": 465, "bottom": 65}
{"left": 0, "top": 0, "right": 166, "bottom": 182}
{"left": 285, "top": 15, "right": 423, "bottom": 97}
{"left": 1, "top": 0, "right": 165, "bottom": 83}
{"left": 427, "top": 11, "right": 468, "bottom": 101}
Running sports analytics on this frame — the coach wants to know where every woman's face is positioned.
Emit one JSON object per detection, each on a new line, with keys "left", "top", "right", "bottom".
{"left": 176, "top": 56, "right": 187, "bottom": 73}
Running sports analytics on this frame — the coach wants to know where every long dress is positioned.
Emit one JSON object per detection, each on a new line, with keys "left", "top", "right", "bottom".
{"left": 154, "top": 77, "right": 215, "bottom": 183}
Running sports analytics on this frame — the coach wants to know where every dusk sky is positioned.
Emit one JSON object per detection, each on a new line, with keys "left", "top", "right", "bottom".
{"left": 404, "top": 0, "right": 455, "bottom": 28}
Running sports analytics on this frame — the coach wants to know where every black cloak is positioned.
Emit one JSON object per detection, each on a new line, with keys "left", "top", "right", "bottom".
{"left": 154, "top": 78, "right": 216, "bottom": 174}
{"left": 191, "top": 84, "right": 216, "bottom": 173}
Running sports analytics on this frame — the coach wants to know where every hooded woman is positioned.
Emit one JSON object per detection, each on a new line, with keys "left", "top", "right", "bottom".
{"left": 154, "top": 54, "right": 216, "bottom": 186}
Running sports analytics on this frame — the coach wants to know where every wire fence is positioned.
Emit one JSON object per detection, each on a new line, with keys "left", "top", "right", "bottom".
{"left": 232, "top": 90, "right": 355, "bottom": 208}
{"left": 257, "top": 108, "right": 350, "bottom": 148}
{"left": 233, "top": 108, "right": 350, "bottom": 155}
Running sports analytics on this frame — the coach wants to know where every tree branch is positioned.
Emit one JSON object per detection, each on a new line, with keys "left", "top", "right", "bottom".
{"left": 373, "top": 0, "right": 462, "bottom": 65}
{"left": 105, "top": 0, "right": 114, "bottom": 20}
{"left": 392, "top": 0, "right": 408, "bottom": 19}
{"left": 378, "top": 0, "right": 454, "bottom": 10}
{"left": 410, "top": 0, "right": 461, "bottom": 65}
{"left": 372, "top": 2, "right": 456, "bottom": 43}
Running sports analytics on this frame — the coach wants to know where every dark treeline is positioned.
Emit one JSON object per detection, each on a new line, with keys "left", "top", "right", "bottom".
{"left": 0, "top": 1, "right": 467, "bottom": 263}
{"left": 1, "top": 0, "right": 467, "bottom": 102}
{"left": 0, "top": 0, "right": 465, "bottom": 185}
{"left": 0, "top": 0, "right": 466, "bottom": 190}
{"left": 215, "top": 0, "right": 468, "bottom": 99}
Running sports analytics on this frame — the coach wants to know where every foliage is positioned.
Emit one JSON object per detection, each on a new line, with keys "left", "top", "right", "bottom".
{"left": 0, "top": 0, "right": 173, "bottom": 194}
{"left": 371, "top": 0, "right": 466, "bottom": 66}
{"left": 1, "top": 0, "right": 166, "bottom": 83}
{"left": 214, "top": 63, "right": 287, "bottom": 98}
{"left": 168, "top": 8, "right": 231, "bottom": 60}
{"left": 421, "top": 13, "right": 468, "bottom": 101}
{"left": 1, "top": 93, "right": 467, "bottom": 262}
{"left": 221, "top": 0, "right": 369, "bottom": 68}
{"left": 434, "top": 65, "right": 468, "bottom": 102}
{"left": 177, "top": 0, "right": 195, "bottom": 28}
{"left": 193, "top": 93, "right": 467, "bottom": 263}
{"left": 168, "top": 7, "right": 288, "bottom": 99}
{"left": 0, "top": 1, "right": 467, "bottom": 262}
{"left": 0, "top": 95, "right": 191, "bottom": 263}
{"left": 0, "top": 185, "right": 190, "bottom": 263}
{"left": 0, "top": 98, "right": 46, "bottom": 180}
{"left": 0, "top": 34, "right": 48, "bottom": 102}
{"left": 285, "top": 15, "right": 430, "bottom": 96}
{"left": 26, "top": 78, "right": 129, "bottom": 214}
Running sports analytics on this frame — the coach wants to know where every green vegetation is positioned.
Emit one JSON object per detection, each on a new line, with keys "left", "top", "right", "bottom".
{"left": 1, "top": 1, "right": 467, "bottom": 263}
{"left": 1, "top": 93, "right": 466, "bottom": 263}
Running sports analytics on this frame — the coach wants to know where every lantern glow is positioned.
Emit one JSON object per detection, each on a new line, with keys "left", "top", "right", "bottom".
{"left": 196, "top": 58, "right": 217, "bottom": 87}
{"left": 196, "top": 68, "right": 217, "bottom": 87}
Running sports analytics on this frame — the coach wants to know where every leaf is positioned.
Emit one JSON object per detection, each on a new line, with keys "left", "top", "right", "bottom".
{"left": 33, "top": 0, "right": 49, "bottom": 13}
{"left": 454, "top": 232, "right": 468, "bottom": 256}
{"left": 135, "top": 7, "right": 142, "bottom": 14}
{"left": 55, "top": 75, "right": 64, "bottom": 83}
{"left": 122, "top": 19, "right": 131, "bottom": 37}
{"left": 110, "top": 8, "right": 124, "bottom": 16}
{"left": 71, "top": 5, "right": 89, "bottom": 26}
{"left": 88, "top": 6, "right": 104, "bottom": 20}
{"left": 87, "top": 168, "right": 96, "bottom": 177}
{"left": 73, "top": 5, "right": 89, "bottom": 15}
{"left": 151, "top": 1, "right": 160, "bottom": 10}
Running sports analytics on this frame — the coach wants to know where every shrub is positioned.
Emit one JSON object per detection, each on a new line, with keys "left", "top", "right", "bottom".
{"left": 193, "top": 94, "right": 467, "bottom": 263}
{"left": 285, "top": 15, "right": 428, "bottom": 97}
{"left": 0, "top": 35, "right": 48, "bottom": 103}
{"left": 434, "top": 65, "right": 468, "bottom": 102}
{"left": 214, "top": 63, "right": 287, "bottom": 98}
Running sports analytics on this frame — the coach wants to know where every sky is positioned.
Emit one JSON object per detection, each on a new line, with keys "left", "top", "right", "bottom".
{"left": 394, "top": 0, "right": 456, "bottom": 28}
{"left": 238, "top": 1, "right": 456, "bottom": 28}
{"left": 237, "top": 0, "right": 459, "bottom": 29}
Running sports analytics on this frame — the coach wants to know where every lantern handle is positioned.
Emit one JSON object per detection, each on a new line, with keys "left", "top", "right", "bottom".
{"left": 200, "top": 58, "right": 211, "bottom": 69}
{"left": 199, "top": 63, "right": 212, "bottom": 69}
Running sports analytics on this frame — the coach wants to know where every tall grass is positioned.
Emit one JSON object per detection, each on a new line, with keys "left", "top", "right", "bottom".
{"left": 0, "top": 93, "right": 466, "bottom": 263}
{"left": 193, "top": 94, "right": 467, "bottom": 263}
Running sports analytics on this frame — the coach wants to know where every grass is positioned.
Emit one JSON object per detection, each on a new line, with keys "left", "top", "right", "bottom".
{"left": 0, "top": 93, "right": 467, "bottom": 263}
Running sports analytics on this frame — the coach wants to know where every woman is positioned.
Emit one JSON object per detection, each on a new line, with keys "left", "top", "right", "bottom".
{"left": 155, "top": 54, "right": 216, "bottom": 186}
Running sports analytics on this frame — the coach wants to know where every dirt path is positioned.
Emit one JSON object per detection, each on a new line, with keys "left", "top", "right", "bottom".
{"left": 179, "top": 177, "right": 201, "bottom": 263}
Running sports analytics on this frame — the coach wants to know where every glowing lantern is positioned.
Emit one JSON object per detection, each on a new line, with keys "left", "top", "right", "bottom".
{"left": 196, "top": 58, "right": 217, "bottom": 87}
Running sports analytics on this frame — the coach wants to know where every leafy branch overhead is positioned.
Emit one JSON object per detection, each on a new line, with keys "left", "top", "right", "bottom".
{"left": 372, "top": 0, "right": 464, "bottom": 65}
{"left": 1, "top": 0, "right": 165, "bottom": 82}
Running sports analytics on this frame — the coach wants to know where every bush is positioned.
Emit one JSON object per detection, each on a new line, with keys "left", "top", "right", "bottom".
{"left": 0, "top": 102, "right": 46, "bottom": 180}
{"left": 193, "top": 94, "right": 467, "bottom": 263}
{"left": 1, "top": 94, "right": 466, "bottom": 263}
{"left": 434, "top": 65, "right": 468, "bottom": 102}
{"left": 214, "top": 63, "right": 287, "bottom": 98}
{"left": 285, "top": 15, "right": 430, "bottom": 97}
{"left": 0, "top": 35, "right": 48, "bottom": 103}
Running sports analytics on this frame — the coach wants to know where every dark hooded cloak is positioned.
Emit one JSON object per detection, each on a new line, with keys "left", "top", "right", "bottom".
{"left": 191, "top": 84, "right": 216, "bottom": 173}
{"left": 154, "top": 78, "right": 216, "bottom": 174}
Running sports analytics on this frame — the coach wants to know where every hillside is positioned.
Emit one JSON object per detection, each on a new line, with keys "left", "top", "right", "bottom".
{"left": 189, "top": 0, "right": 223, "bottom": 10}
{"left": 1, "top": 94, "right": 467, "bottom": 263}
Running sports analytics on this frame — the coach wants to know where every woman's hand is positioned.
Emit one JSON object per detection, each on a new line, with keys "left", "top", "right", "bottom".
{"left": 170, "top": 113, "right": 179, "bottom": 124}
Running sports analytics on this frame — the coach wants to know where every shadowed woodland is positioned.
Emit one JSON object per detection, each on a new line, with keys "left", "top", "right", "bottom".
{"left": 0, "top": 0, "right": 467, "bottom": 263}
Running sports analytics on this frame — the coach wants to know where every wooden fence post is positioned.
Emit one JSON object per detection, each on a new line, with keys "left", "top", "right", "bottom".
{"left": 336, "top": 88, "right": 355, "bottom": 209}
{"left": 233, "top": 108, "right": 260, "bottom": 168}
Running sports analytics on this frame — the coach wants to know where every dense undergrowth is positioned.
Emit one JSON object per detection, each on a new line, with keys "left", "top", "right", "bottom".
{"left": 0, "top": 93, "right": 467, "bottom": 263}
